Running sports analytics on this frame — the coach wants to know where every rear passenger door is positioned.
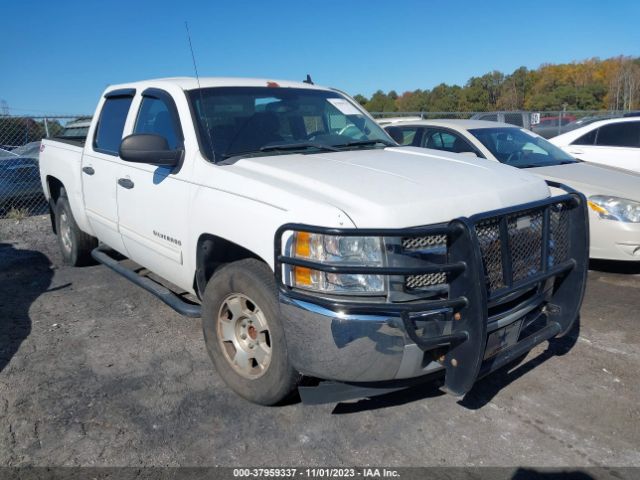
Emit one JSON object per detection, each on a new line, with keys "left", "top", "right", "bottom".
{"left": 569, "top": 122, "right": 640, "bottom": 172}
{"left": 81, "top": 89, "right": 135, "bottom": 254}
{"left": 115, "top": 88, "right": 192, "bottom": 289}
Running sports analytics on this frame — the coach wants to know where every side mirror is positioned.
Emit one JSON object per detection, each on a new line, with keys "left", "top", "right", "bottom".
{"left": 119, "top": 134, "right": 182, "bottom": 167}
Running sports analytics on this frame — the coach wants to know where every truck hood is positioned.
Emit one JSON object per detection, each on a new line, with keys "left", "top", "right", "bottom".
{"left": 531, "top": 162, "right": 640, "bottom": 201}
{"left": 231, "top": 147, "right": 550, "bottom": 228}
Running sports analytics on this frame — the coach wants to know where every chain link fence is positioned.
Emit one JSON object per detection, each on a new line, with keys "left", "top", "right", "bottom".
{"left": 1, "top": 110, "right": 636, "bottom": 219}
{"left": 0, "top": 115, "right": 89, "bottom": 219}
{"left": 372, "top": 109, "right": 634, "bottom": 138}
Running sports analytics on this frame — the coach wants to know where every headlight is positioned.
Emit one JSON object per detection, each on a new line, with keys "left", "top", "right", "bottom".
{"left": 287, "top": 231, "right": 385, "bottom": 294}
{"left": 588, "top": 196, "right": 640, "bottom": 223}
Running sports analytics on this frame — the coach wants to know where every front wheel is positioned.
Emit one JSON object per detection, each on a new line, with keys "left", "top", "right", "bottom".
{"left": 202, "top": 259, "right": 301, "bottom": 405}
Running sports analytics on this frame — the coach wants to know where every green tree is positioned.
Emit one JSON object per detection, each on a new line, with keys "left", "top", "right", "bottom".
{"left": 365, "top": 90, "right": 397, "bottom": 112}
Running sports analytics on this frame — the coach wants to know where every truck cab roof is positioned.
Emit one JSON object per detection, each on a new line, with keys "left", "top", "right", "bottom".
{"left": 106, "top": 76, "right": 329, "bottom": 93}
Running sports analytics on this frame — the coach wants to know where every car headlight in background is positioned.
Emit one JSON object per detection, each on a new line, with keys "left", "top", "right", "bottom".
{"left": 287, "top": 231, "right": 385, "bottom": 294}
{"left": 588, "top": 196, "right": 640, "bottom": 223}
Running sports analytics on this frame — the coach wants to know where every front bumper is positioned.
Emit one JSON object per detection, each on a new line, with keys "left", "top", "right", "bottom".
{"left": 280, "top": 295, "right": 442, "bottom": 383}
{"left": 589, "top": 211, "right": 640, "bottom": 261}
{"left": 276, "top": 183, "right": 589, "bottom": 396}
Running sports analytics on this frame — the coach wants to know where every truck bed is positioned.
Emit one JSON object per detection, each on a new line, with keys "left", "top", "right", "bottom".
{"left": 51, "top": 136, "right": 86, "bottom": 148}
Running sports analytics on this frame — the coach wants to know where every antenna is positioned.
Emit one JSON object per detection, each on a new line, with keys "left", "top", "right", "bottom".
{"left": 185, "top": 21, "right": 216, "bottom": 163}
{"left": 303, "top": 74, "right": 314, "bottom": 85}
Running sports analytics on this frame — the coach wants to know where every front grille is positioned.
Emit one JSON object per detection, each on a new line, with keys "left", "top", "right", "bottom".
{"left": 405, "top": 272, "right": 447, "bottom": 289}
{"left": 402, "top": 234, "right": 447, "bottom": 251}
{"left": 476, "top": 219, "right": 504, "bottom": 291}
{"left": 476, "top": 201, "right": 572, "bottom": 293}
{"left": 550, "top": 202, "right": 570, "bottom": 266}
{"left": 402, "top": 235, "right": 447, "bottom": 290}
{"left": 508, "top": 209, "right": 543, "bottom": 282}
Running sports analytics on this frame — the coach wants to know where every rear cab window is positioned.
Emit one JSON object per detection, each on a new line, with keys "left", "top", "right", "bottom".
{"left": 93, "top": 91, "right": 135, "bottom": 155}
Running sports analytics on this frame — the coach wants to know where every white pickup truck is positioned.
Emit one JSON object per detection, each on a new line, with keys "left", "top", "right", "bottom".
{"left": 39, "top": 77, "right": 589, "bottom": 405}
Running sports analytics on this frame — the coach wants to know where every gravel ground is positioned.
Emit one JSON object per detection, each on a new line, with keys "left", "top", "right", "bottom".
{"left": 1, "top": 215, "right": 639, "bottom": 467}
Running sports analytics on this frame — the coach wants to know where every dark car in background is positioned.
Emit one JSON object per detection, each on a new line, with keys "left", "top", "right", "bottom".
{"left": 0, "top": 141, "right": 45, "bottom": 214}
{"left": 531, "top": 115, "right": 576, "bottom": 138}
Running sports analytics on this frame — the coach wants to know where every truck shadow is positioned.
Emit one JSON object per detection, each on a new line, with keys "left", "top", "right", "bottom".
{"left": 0, "top": 242, "right": 53, "bottom": 372}
{"left": 331, "top": 318, "right": 581, "bottom": 414}
{"left": 458, "top": 317, "right": 581, "bottom": 410}
{"left": 331, "top": 380, "right": 444, "bottom": 414}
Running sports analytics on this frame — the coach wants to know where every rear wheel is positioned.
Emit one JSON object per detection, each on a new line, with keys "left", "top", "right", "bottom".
{"left": 202, "top": 259, "right": 301, "bottom": 405}
{"left": 54, "top": 189, "right": 97, "bottom": 266}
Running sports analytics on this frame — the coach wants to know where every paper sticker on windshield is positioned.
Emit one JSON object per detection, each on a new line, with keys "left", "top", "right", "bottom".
{"left": 327, "top": 98, "right": 362, "bottom": 116}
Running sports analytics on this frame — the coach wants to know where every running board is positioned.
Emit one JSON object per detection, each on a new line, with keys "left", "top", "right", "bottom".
{"left": 298, "top": 382, "right": 405, "bottom": 405}
{"left": 298, "top": 372, "right": 444, "bottom": 405}
{"left": 91, "top": 248, "right": 202, "bottom": 318}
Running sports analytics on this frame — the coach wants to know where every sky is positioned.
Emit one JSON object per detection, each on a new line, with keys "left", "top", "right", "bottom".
{"left": 1, "top": 0, "right": 639, "bottom": 116}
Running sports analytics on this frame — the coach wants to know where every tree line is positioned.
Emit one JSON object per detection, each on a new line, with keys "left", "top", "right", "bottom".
{"left": 354, "top": 56, "right": 640, "bottom": 113}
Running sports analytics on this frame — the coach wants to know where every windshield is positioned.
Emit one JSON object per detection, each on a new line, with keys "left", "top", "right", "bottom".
{"left": 188, "top": 86, "right": 394, "bottom": 162}
{"left": 468, "top": 127, "right": 578, "bottom": 168}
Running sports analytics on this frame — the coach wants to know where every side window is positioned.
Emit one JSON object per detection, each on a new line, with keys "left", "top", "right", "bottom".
{"left": 424, "top": 129, "right": 475, "bottom": 154}
{"left": 572, "top": 129, "right": 597, "bottom": 146}
{"left": 386, "top": 126, "right": 419, "bottom": 146}
{"left": 93, "top": 96, "right": 133, "bottom": 154}
{"left": 134, "top": 96, "right": 179, "bottom": 149}
{"left": 595, "top": 122, "right": 640, "bottom": 147}
{"left": 504, "top": 113, "right": 524, "bottom": 127}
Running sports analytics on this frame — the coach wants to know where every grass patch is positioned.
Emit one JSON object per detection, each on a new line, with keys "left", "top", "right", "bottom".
{"left": 5, "top": 207, "right": 30, "bottom": 220}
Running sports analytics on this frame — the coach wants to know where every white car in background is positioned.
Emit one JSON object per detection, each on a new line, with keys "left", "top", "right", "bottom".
{"left": 549, "top": 117, "right": 640, "bottom": 174}
{"left": 376, "top": 116, "right": 422, "bottom": 126}
{"left": 384, "top": 119, "right": 640, "bottom": 262}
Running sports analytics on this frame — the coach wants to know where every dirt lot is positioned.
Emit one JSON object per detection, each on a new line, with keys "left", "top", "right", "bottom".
{"left": 1, "top": 215, "right": 639, "bottom": 467}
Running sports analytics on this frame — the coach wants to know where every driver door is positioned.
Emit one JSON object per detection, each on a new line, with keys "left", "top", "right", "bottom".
{"left": 116, "top": 89, "right": 192, "bottom": 291}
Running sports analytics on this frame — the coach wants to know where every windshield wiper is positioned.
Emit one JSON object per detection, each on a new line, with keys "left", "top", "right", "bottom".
{"left": 260, "top": 142, "right": 340, "bottom": 152}
{"left": 218, "top": 143, "right": 340, "bottom": 164}
{"left": 334, "top": 139, "right": 395, "bottom": 149}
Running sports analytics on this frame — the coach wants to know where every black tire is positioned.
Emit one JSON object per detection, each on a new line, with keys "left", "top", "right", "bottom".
{"left": 202, "top": 259, "right": 301, "bottom": 405}
{"left": 54, "top": 189, "right": 97, "bottom": 266}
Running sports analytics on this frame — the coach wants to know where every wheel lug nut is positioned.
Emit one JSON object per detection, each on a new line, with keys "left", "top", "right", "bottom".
{"left": 240, "top": 334, "right": 247, "bottom": 339}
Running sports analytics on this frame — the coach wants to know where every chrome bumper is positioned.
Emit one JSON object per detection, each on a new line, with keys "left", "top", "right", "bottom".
{"left": 280, "top": 294, "right": 446, "bottom": 382}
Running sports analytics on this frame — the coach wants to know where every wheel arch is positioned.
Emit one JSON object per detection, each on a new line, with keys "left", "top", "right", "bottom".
{"left": 194, "top": 233, "right": 267, "bottom": 299}
{"left": 45, "top": 175, "right": 65, "bottom": 234}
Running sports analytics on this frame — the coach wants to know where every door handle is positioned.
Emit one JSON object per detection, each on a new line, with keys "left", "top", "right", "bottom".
{"left": 568, "top": 150, "right": 584, "bottom": 155}
{"left": 117, "top": 178, "right": 135, "bottom": 189}
{"left": 82, "top": 166, "right": 95, "bottom": 175}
